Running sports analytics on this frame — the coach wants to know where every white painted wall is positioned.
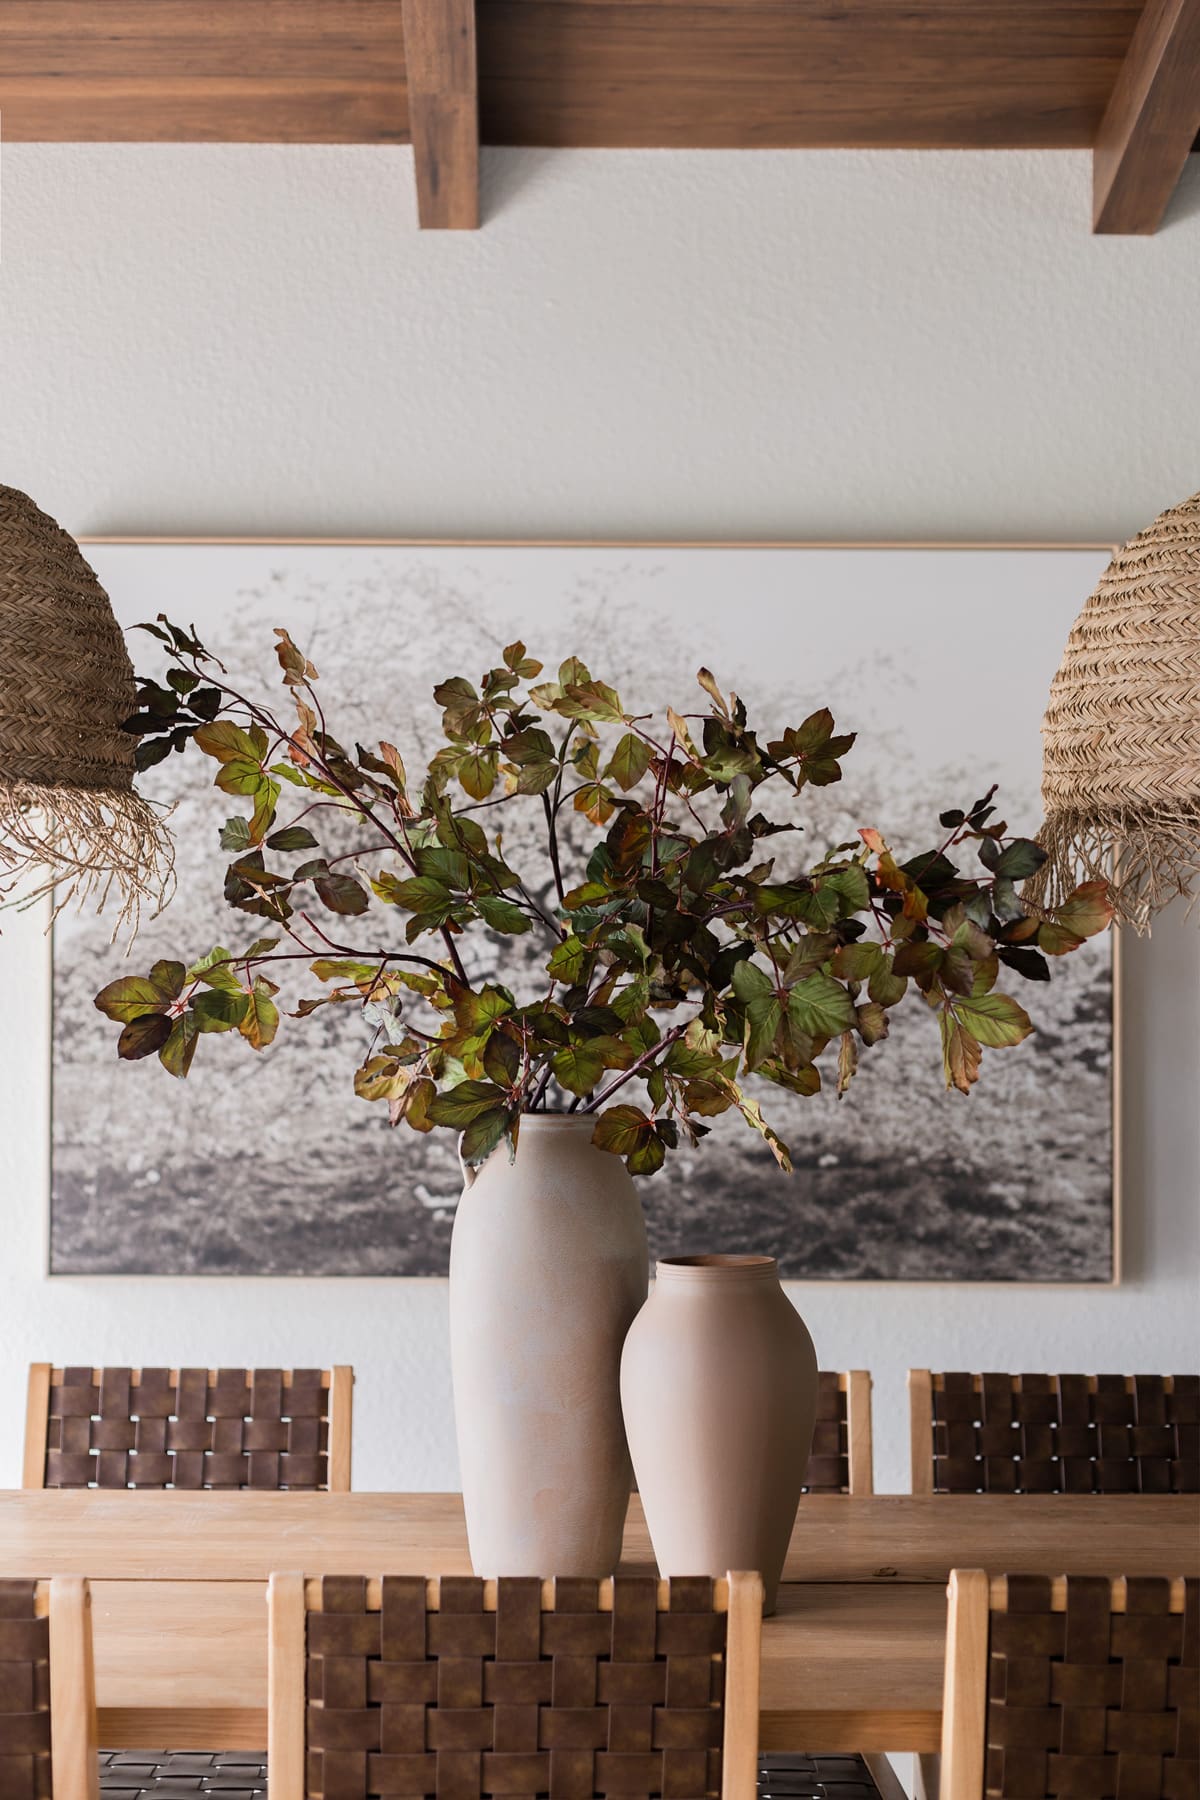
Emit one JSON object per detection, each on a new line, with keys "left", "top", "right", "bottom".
{"left": 0, "top": 145, "right": 1198, "bottom": 1498}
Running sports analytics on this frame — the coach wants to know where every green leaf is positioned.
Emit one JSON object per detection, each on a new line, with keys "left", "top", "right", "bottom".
{"left": 831, "top": 942, "right": 882, "bottom": 982}
{"left": 459, "top": 746, "right": 499, "bottom": 801}
{"left": 867, "top": 958, "right": 908, "bottom": 1008}
{"left": 940, "top": 1007, "right": 983, "bottom": 1094}
{"left": 503, "top": 640, "right": 543, "bottom": 679}
{"left": 482, "top": 1032, "right": 522, "bottom": 1088}
{"left": 116, "top": 1013, "right": 173, "bottom": 1060}
{"left": 354, "top": 1055, "right": 415, "bottom": 1103}
{"left": 267, "top": 825, "right": 319, "bottom": 853}
{"left": 239, "top": 980, "right": 280, "bottom": 1049}
{"left": 993, "top": 838, "right": 1048, "bottom": 881}
{"left": 573, "top": 783, "right": 616, "bottom": 826}
{"left": 855, "top": 1001, "right": 890, "bottom": 1046}
{"left": 427, "top": 1079, "right": 510, "bottom": 1128}
{"left": 731, "top": 960, "right": 773, "bottom": 1003}
{"left": 220, "top": 816, "right": 252, "bottom": 852}
{"left": 592, "top": 1104, "right": 653, "bottom": 1158}
{"left": 729, "top": 1087, "right": 794, "bottom": 1172}
{"left": 193, "top": 719, "right": 267, "bottom": 765}
{"left": 187, "top": 946, "right": 242, "bottom": 991}
{"left": 786, "top": 972, "right": 857, "bottom": 1038}
{"left": 559, "top": 679, "right": 625, "bottom": 724}
{"left": 95, "top": 974, "right": 174, "bottom": 1024}
{"left": 476, "top": 894, "right": 532, "bottom": 935}
{"left": 548, "top": 935, "right": 589, "bottom": 983}
{"left": 460, "top": 1106, "right": 514, "bottom": 1165}
{"left": 193, "top": 987, "right": 250, "bottom": 1033}
{"left": 823, "top": 863, "right": 871, "bottom": 916}
{"left": 696, "top": 667, "right": 729, "bottom": 717}
{"left": 1038, "top": 880, "right": 1114, "bottom": 955}
{"left": 553, "top": 1044, "right": 607, "bottom": 1097}
{"left": 605, "top": 732, "right": 652, "bottom": 791}
{"left": 311, "top": 958, "right": 379, "bottom": 984}
{"left": 952, "top": 990, "right": 1034, "bottom": 1049}
{"left": 158, "top": 1012, "right": 201, "bottom": 1079}
{"left": 314, "top": 871, "right": 370, "bottom": 916}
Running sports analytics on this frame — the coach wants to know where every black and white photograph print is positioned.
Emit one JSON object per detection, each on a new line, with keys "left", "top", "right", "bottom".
{"left": 51, "top": 542, "right": 1116, "bottom": 1281}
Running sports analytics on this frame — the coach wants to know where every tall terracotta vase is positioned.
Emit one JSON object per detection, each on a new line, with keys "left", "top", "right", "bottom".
{"left": 620, "top": 1254, "right": 818, "bottom": 1612}
{"left": 449, "top": 1114, "right": 648, "bottom": 1576}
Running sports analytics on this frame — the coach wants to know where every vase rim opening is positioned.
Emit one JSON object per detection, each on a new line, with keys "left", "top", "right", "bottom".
{"left": 655, "top": 1254, "right": 779, "bottom": 1282}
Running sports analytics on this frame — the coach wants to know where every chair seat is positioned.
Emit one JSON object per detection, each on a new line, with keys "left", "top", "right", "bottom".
{"left": 99, "top": 1751, "right": 268, "bottom": 1800}
{"left": 759, "top": 1752, "right": 885, "bottom": 1797}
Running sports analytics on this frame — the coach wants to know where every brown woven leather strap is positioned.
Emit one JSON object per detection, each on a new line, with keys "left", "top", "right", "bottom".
{"left": 987, "top": 1574, "right": 1199, "bottom": 1797}
{"left": 306, "top": 1576, "right": 726, "bottom": 1800}
{"left": 930, "top": 1372, "right": 1200, "bottom": 1494}
{"left": 45, "top": 1366, "right": 330, "bottom": 1489}
{"left": 801, "top": 1373, "right": 850, "bottom": 1496}
{"left": 0, "top": 1580, "right": 52, "bottom": 1800}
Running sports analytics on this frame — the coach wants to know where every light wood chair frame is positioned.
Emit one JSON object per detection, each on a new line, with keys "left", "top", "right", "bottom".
{"left": 906, "top": 1369, "right": 1193, "bottom": 1495}
{"left": 267, "top": 1570, "right": 764, "bottom": 1800}
{"left": 938, "top": 1569, "right": 1192, "bottom": 1799}
{"left": 22, "top": 1364, "right": 354, "bottom": 1492}
{"left": 18, "top": 1576, "right": 101, "bottom": 1800}
{"left": 840, "top": 1369, "right": 875, "bottom": 1496}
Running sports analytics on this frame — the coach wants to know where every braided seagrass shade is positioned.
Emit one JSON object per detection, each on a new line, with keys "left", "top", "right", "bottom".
{"left": 0, "top": 484, "right": 172, "bottom": 928}
{"left": 1029, "top": 489, "right": 1200, "bottom": 933}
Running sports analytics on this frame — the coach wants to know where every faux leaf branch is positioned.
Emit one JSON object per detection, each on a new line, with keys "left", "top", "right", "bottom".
{"left": 95, "top": 619, "right": 1114, "bottom": 1174}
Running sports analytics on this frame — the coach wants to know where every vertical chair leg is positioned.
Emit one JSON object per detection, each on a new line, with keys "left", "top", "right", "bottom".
{"left": 267, "top": 1573, "right": 308, "bottom": 1800}
{"left": 722, "top": 1572, "right": 764, "bottom": 1800}
{"left": 48, "top": 1576, "right": 99, "bottom": 1800}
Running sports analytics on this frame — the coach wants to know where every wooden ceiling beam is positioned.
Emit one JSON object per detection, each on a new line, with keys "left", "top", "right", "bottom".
{"left": 1093, "top": 0, "right": 1200, "bottom": 232}
{"left": 400, "top": 0, "right": 479, "bottom": 227}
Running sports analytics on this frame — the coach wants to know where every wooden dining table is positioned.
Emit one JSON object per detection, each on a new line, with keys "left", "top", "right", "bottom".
{"left": 2, "top": 1489, "right": 1196, "bottom": 1753}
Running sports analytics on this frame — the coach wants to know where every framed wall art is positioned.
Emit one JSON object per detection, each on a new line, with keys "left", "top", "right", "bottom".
{"left": 51, "top": 541, "right": 1118, "bottom": 1281}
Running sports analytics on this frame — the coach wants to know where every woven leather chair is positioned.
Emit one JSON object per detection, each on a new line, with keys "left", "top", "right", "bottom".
{"left": 267, "top": 1571, "right": 765, "bottom": 1800}
{"left": 802, "top": 1372, "right": 874, "bottom": 1496}
{"left": 939, "top": 1569, "right": 1199, "bottom": 1798}
{"left": 23, "top": 1365, "right": 354, "bottom": 1493}
{"left": 0, "top": 1576, "right": 100, "bottom": 1800}
{"left": 908, "top": 1371, "right": 1200, "bottom": 1495}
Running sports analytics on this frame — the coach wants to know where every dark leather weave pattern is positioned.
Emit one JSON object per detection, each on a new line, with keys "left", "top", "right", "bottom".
{"left": 800, "top": 1374, "right": 849, "bottom": 1496}
{"left": 931, "top": 1373, "right": 1200, "bottom": 1494}
{"left": 986, "top": 1575, "right": 1199, "bottom": 1798}
{"left": 757, "top": 1753, "right": 884, "bottom": 1796}
{"left": 0, "top": 1580, "right": 51, "bottom": 1800}
{"left": 99, "top": 1751, "right": 269, "bottom": 1798}
{"left": 44, "top": 1366, "right": 330, "bottom": 1490}
{"left": 306, "top": 1576, "right": 727, "bottom": 1800}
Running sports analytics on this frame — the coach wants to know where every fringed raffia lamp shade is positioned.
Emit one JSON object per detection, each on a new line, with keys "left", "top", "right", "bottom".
{"left": 0, "top": 485, "right": 172, "bottom": 929}
{"left": 1028, "top": 489, "right": 1200, "bottom": 934}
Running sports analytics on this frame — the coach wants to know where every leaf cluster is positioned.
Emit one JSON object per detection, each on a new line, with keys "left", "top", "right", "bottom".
{"left": 98, "top": 624, "right": 1114, "bottom": 1175}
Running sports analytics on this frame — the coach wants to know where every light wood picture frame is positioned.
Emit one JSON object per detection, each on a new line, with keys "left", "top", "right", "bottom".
{"left": 45, "top": 539, "right": 1119, "bottom": 1284}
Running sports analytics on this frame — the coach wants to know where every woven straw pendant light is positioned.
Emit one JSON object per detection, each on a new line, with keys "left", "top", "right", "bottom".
{"left": 1028, "top": 488, "right": 1200, "bottom": 934}
{"left": 0, "top": 484, "right": 173, "bottom": 930}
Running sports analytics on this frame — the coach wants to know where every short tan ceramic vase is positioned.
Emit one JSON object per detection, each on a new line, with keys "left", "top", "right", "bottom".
{"left": 449, "top": 1114, "right": 649, "bottom": 1577}
{"left": 620, "top": 1254, "right": 818, "bottom": 1612}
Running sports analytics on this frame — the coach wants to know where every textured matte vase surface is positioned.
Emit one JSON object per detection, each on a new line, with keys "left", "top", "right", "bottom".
{"left": 620, "top": 1254, "right": 818, "bottom": 1612}
{"left": 449, "top": 1114, "right": 649, "bottom": 1577}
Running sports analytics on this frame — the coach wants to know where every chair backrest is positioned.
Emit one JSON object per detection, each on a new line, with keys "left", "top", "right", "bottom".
{"left": 0, "top": 1577, "right": 98, "bottom": 1800}
{"left": 908, "top": 1370, "right": 1200, "bottom": 1495}
{"left": 803, "top": 1370, "right": 873, "bottom": 1496}
{"left": 267, "top": 1571, "right": 764, "bottom": 1800}
{"left": 23, "top": 1365, "right": 353, "bottom": 1492}
{"left": 940, "top": 1569, "right": 1199, "bottom": 1799}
